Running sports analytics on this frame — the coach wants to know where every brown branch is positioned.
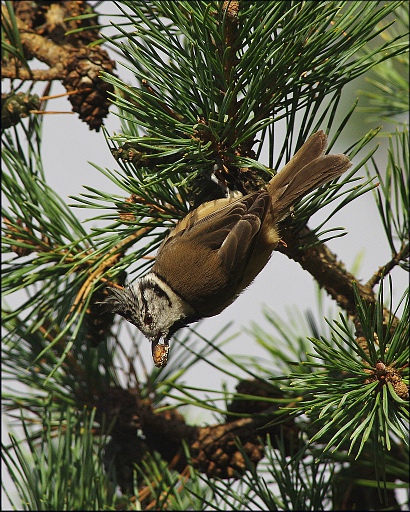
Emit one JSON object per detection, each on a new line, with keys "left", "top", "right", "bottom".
{"left": 2, "top": 2, "right": 115, "bottom": 131}
{"left": 2, "top": 4, "right": 68, "bottom": 68}
{"left": 91, "top": 383, "right": 295, "bottom": 493}
{"left": 366, "top": 241, "right": 409, "bottom": 289}
{"left": 278, "top": 224, "right": 375, "bottom": 316}
{"left": 277, "top": 223, "right": 400, "bottom": 336}
{"left": 1, "top": 64, "right": 67, "bottom": 81}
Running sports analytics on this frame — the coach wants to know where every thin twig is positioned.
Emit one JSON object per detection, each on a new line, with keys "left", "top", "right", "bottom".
{"left": 366, "top": 241, "right": 409, "bottom": 289}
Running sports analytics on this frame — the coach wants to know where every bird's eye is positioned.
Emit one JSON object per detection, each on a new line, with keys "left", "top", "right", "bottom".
{"left": 144, "top": 312, "right": 153, "bottom": 326}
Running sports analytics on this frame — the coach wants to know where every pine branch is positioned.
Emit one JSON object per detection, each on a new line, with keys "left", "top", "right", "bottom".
{"left": 2, "top": 2, "right": 409, "bottom": 509}
{"left": 356, "top": 3, "right": 409, "bottom": 122}
{"left": 1, "top": 64, "right": 67, "bottom": 81}
{"left": 277, "top": 224, "right": 399, "bottom": 332}
{"left": 1, "top": 407, "right": 136, "bottom": 510}
{"left": 366, "top": 241, "right": 410, "bottom": 289}
{"left": 89, "top": 384, "right": 295, "bottom": 493}
{"left": 1, "top": 1, "right": 115, "bottom": 130}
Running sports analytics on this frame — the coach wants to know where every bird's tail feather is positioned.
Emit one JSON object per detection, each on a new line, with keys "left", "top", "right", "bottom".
{"left": 267, "top": 131, "right": 351, "bottom": 221}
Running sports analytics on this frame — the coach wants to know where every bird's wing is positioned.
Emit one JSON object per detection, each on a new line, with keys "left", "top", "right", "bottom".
{"left": 154, "top": 191, "right": 271, "bottom": 278}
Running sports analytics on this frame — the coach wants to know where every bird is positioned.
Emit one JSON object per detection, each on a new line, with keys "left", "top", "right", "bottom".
{"left": 102, "top": 130, "right": 351, "bottom": 367}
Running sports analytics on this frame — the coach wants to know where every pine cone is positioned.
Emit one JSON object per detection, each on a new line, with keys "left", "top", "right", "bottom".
{"left": 12, "top": 1, "right": 100, "bottom": 46}
{"left": 190, "top": 422, "right": 264, "bottom": 478}
{"left": 62, "top": 45, "right": 115, "bottom": 131}
{"left": 1, "top": 92, "right": 40, "bottom": 129}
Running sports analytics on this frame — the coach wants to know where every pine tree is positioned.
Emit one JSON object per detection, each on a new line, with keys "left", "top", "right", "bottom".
{"left": 2, "top": 2, "right": 409, "bottom": 510}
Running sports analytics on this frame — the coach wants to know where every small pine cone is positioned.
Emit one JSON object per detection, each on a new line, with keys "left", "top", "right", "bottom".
{"left": 93, "top": 386, "right": 142, "bottom": 433}
{"left": 63, "top": 1, "right": 102, "bottom": 47}
{"left": 226, "top": 379, "right": 299, "bottom": 456}
{"left": 111, "top": 141, "right": 183, "bottom": 168}
{"left": 12, "top": 1, "right": 101, "bottom": 46}
{"left": 142, "top": 407, "right": 192, "bottom": 468}
{"left": 226, "top": 379, "right": 283, "bottom": 419}
{"left": 62, "top": 46, "right": 116, "bottom": 131}
{"left": 1, "top": 92, "right": 40, "bottom": 129}
{"left": 394, "top": 380, "right": 409, "bottom": 399}
{"left": 104, "top": 434, "right": 149, "bottom": 494}
{"left": 190, "top": 423, "right": 264, "bottom": 479}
